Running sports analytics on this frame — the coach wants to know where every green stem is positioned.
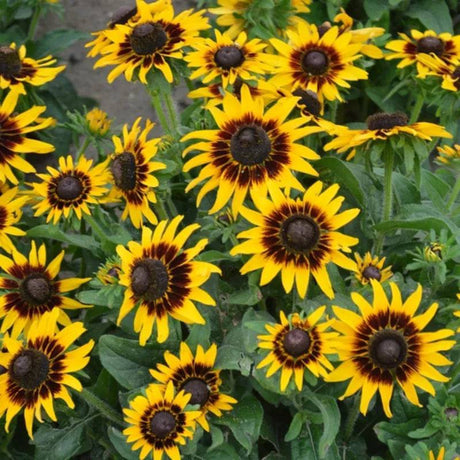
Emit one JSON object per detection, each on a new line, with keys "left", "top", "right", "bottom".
{"left": 374, "top": 149, "right": 394, "bottom": 254}
{"left": 154, "top": 198, "right": 169, "bottom": 221}
{"left": 80, "top": 388, "right": 125, "bottom": 428}
{"left": 447, "top": 176, "right": 460, "bottom": 211}
{"left": 76, "top": 137, "right": 91, "bottom": 159}
{"left": 150, "top": 91, "right": 171, "bottom": 135}
{"left": 27, "top": 4, "right": 42, "bottom": 42}
{"left": 162, "top": 91, "right": 178, "bottom": 136}
{"left": 409, "top": 91, "right": 424, "bottom": 124}
{"left": 84, "top": 214, "right": 110, "bottom": 244}
{"left": 343, "top": 396, "right": 360, "bottom": 442}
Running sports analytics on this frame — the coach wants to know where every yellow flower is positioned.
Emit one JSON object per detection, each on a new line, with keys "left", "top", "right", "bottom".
{"left": 0, "top": 309, "right": 94, "bottom": 439}
{"left": 0, "top": 187, "right": 27, "bottom": 253}
{"left": 257, "top": 309, "right": 338, "bottom": 391}
{"left": 353, "top": 252, "right": 392, "bottom": 285}
{"left": 150, "top": 342, "right": 237, "bottom": 431}
{"left": 116, "top": 216, "right": 221, "bottom": 345}
{"left": 86, "top": 107, "right": 111, "bottom": 136}
{"left": 326, "top": 281, "right": 455, "bottom": 417}
{"left": 230, "top": 182, "right": 359, "bottom": 299}
{"left": 437, "top": 144, "right": 460, "bottom": 167}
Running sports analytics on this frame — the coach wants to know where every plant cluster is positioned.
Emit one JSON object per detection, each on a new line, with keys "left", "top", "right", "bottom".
{"left": 0, "top": 0, "right": 459, "bottom": 459}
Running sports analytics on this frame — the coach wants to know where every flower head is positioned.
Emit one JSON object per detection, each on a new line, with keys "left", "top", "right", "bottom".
{"left": 123, "top": 381, "right": 201, "bottom": 460}
{"left": 106, "top": 117, "right": 166, "bottom": 228}
{"left": 182, "top": 85, "right": 322, "bottom": 217}
{"left": 0, "top": 241, "right": 91, "bottom": 336}
{"left": 30, "top": 155, "right": 110, "bottom": 224}
{"left": 150, "top": 342, "right": 237, "bottom": 431}
{"left": 230, "top": 182, "right": 360, "bottom": 299}
{"left": 0, "top": 43, "right": 65, "bottom": 95}
{"left": 0, "top": 309, "right": 94, "bottom": 438}
{"left": 0, "top": 187, "right": 27, "bottom": 253}
{"left": 86, "top": 107, "right": 111, "bottom": 136}
{"left": 257, "top": 309, "right": 337, "bottom": 391}
{"left": 116, "top": 216, "right": 221, "bottom": 345}
{"left": 326, "top": 281, "right": 455, "bottom": 417}
{"left": 91, "top": 0, "right": 209, "bottom": 83}
{"left": 353, "top": 252, "right": 392, "bottom": 285}
{"left": 267, "top": 22, "right": 368, "bottom": 103}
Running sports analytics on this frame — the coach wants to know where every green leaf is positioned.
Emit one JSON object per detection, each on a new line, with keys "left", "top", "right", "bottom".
{"left": 34, "top": 29, "right": 89, "bottom": 58}
{"left": 308, "top": 393, "right": 341, "bottom": 458}
{"left": 27, "top": 224, "right": 99, "bottom": 251}
{"left": 392, "top": 172, "right": 420, "bottom": 205}
{"left": 33, "top": 418, "right": 91, "bottom": 460}
{"left": 406, "top": 0, "right": 453, "bottom": 33}
{"left": 284, "top": 412, "right": 306, "bottom": 442}
{"left": 316, "top": 157, "right": 371, "bottom": 207}
{"left": 375, "top": 204, "right": 459, "bottom": 236}
{"left": 98, "top": 335, "right": 172, "bottom": 390}
{"left": 76, "top": 285, "right": 123, "bottom": 309}
{"left": 420, "top": 169, "right": 451, "bottom": 210}
{"left": 215, "top": 395, "right": 263, "bottom": 454}
{"left": 108, "top": 427, "right": 138, "bottom": 460}
{"left": 202, "top": 443, "right": 241, "bottom": 460}
{"left": 363, "top": 0, "right": 388, "bottom": 20}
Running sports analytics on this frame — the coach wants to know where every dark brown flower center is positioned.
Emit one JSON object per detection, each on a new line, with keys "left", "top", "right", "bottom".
{"left": 281, "top": 215, "right": 320, "bottom": 253}
{"left": 301, "top": 50, "right": 329, "bottom": 75}
{"left": 416, "top": 36, "right": 445, "bottom": 57}
{"left": 56, "top": 175, "right": 84, "bottom": 201}
{"left": 230, "top": 125, "right": 271, "bottom": 165}
{"left": 369, "top": 329, "right": 408, "bottom": 369}
{"left": 181, "top": 378, "right": 210, "bottom": 407}
{"left": 130, "top": 258, "right": 168, "bottom": 300}
{"left": 362, "top": 265, "right": 381, "bottom": 281}
{"left": 366, "top": 112, "right": 408, "bottom": 130}
{"left": 111, "top": 152, "right": 137, "bottom": 191}
{"left": 283, "top": 328, "right": 311, "bottom": 357}
{"left": 9, "top": 349, "right": 50, "bottom": 390}
{"left": 0, "top": 46, "right": 21, "bottom": 78}
{"left": 19, "top": 273, "right": 52, "bottom": 305}
{"left": 130, "top": 22, "right": 167, "bottom": 55}
{"left": 292, "top": 88, "right": 321, "bottom": 116}
{"left": 109, "top": 5, "right": 137, "bottom": 28}
{"left": 214, "top": 45, "right": 245, "bottom": 70}
{"left": 150, "top": 411, "right": 176, "bottom": 438}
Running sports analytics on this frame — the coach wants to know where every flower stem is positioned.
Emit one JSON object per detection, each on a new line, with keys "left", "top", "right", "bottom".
{"left": 150, "top": 90, "right": 171, "bottom": 135}
{"left": 162, "top": 91, "right": 179, "bottom": 137}
{"left": 409, "top": 91, "right": 424, "bottom": 124}
{"left": 27, "top": 4, "right": 42, "bottom": 42}
{"left": 374, "top": 149, "right": 394, "bottom": 254}
{"left": 154, "top": 198, "right": 169, "bottom": 221}
{"left": 447, "top": 176, "right": 460, "bottom": 211}
{"left": 76, "top": 137, "right": 91, "bottom": 159}
{"left": 84, "top": 213, "right": 110, "bottom": 244}
{"left": 80, "top": 388, "right": 125, "bottom": 428}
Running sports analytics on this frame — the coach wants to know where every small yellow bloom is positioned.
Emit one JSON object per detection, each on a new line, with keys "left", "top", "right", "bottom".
{"left": 86, "top": 107, "right": 111, "bottom": 136}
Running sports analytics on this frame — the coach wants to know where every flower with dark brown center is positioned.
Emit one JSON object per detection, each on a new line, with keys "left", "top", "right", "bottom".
{"left": 19, "top": 273, "right": 52, "bottom": 306}
{"left": 130, "top": 22, "right": 167, "bottom": 55}
{"left": 55, "top": 175, "right": 84, "bottom": 201}
{"left": 214, "top": 45, "right": 245, "bottom": 70}
{"left": 301, "top": 50, "right": 329, "bottom": 75}
{"left": 283, "top": 328, "right": 311, "bottom": 357}
{"left": 9, "top": 349, "right": 50, "bottom": 390}
{"left": 416, "top": 36, "right": 445, "bottom": 57}
{"left": 130, "top": 258, "right": 169, "bottom": 300}
{"left": 181, "top": 378, "right": 210, "bottom": 407}
{"left": 281, "top": 215, "right": 320, "bottom": 253}
{"left": 230, "top": 125, "right": 271, "bottom": 165}
{"left": 292, "top": 88, "right": 321, "bottom": 116}
{"left": 366, "top": 112, "right": 408, "bottom": 131}
{"left": 109, "top": 5, "right": 137, "bottom": 28}
{"left": 362, "top": 265, "right": 381, "bottom": 281}
{"left": 453, "top": 67, "right": 460, "bottom": 90}
{"left": 150, "top": 411, "right": 176, "bottom": 438}
{"left": 111, "top": 152, "right": 137, "bottom": 191}
{"left": 0, "top": 46, "right": 21, "bottom": 78}
{"left": 369, "top": 329, "right": 408, "bottom": 370}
